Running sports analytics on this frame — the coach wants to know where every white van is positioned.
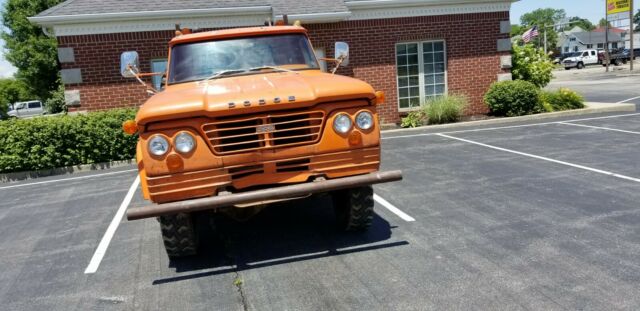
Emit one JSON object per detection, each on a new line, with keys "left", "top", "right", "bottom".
{"left": 562, "top": 49, "right": 599, "bottom": 70}
{"left": 7, "top": 100, "right": 45, "bottom": 118}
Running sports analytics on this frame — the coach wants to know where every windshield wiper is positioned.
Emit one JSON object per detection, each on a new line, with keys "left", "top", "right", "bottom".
{"left": 203, "top": 69, "right": 247, "bottom": 83}
{"left": 247, "top": 66, "right": 298, "bottom": 73}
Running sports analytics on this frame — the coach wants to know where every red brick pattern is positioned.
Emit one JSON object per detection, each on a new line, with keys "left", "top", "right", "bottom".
{"left": 59, "top": 12, "right": 510, "bottom": 123}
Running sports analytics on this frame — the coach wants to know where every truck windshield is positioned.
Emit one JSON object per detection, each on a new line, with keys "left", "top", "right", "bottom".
{"left": 169, "top": 34, "right": 319, "bottom": 84}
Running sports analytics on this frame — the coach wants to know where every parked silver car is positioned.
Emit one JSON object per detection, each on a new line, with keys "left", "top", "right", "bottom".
{"left": 7, "top": 100, "right": 44, "bottom": 118}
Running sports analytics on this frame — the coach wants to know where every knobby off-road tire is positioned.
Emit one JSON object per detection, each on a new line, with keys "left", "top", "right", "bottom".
{"left": 159, "top": 213, "right": 199, "bottom": 258}
{"left": 333, "top": 185, "right": 374, "bottom": 232}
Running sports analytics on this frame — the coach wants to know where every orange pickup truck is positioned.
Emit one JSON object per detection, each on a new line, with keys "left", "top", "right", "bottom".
{"left": 121, "top": 25, "right": 402, "bottom": 258}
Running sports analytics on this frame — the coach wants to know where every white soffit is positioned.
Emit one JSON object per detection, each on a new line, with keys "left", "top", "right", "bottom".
{"left": 345, "top": 0, "right": 512, "bottom": 20}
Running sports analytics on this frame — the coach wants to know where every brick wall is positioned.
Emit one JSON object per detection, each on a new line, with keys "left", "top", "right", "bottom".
{"left": 58, "top": 11, "right": 510, "bottom": 123}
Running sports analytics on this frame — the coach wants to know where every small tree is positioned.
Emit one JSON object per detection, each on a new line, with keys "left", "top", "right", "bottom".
{"left": 0, "top": 78, "right": 30, "bottom": 117}
{"left": 511, "top": 44, "right": 554, "bottom": 88}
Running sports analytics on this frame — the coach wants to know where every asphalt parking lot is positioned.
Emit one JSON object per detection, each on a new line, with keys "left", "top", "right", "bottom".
{"left": 548, "top": 63, "right": 640, "bottom": 107}
{"left": 2, "top": 106, "right": 640, "bottom": 310}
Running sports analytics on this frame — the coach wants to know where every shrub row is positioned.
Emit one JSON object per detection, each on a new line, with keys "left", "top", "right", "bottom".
{"left": 401, "top": 95, "right": 468, "bottom": 128}
{"left": 484, "top": 80, "right": 584, "bottom": 117}
{"left": 0, "top": 109, "right": 138, "bottom": 173}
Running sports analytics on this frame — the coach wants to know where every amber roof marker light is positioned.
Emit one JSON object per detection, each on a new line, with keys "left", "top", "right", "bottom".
{"left": 122, "top": 120, "right": 138, "bottom": 135}
{"left": 375, "top": 91, "right": 385, "bottom": 105}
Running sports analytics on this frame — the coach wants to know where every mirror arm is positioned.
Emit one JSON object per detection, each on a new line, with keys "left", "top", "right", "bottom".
{"left": 331, "top": 56, "right": 346, "bottom": 75}
{"left": 127, "top": 65, "right": 158, "bottom": 94}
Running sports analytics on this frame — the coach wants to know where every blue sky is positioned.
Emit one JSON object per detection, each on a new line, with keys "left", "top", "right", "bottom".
{"left": 0, "top": 0, "right": 638, "bottom": 78}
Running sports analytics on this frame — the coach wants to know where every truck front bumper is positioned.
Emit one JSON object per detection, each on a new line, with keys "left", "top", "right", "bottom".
{"left": 127, "top": 170, "right": 402, "bottom": 220}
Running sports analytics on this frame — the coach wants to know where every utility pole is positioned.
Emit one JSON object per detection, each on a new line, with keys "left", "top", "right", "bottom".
{"left": 606, "top": 4, "right": 610, "bottom": 72}
{"left": 544, "top": 24, "right": 548, "bottom": 54}
{"left": 630, "top": 0, "right": 634, "bottom": 71}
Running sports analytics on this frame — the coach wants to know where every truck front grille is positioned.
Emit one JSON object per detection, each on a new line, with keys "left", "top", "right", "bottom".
{"left": 202, "top": 110, "right": 325, "bottom": 155}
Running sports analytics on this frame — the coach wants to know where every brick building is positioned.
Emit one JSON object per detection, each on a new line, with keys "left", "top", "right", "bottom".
{"left": 30, "top": 0, "right": 514, "bottom": 124}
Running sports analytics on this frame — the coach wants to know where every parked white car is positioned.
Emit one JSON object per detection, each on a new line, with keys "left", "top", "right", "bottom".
{"left": 562, "top": 49, "right": 599, "bottom": 70}
{"left": 7, "top": 100, "right": 45, "bottom": 118}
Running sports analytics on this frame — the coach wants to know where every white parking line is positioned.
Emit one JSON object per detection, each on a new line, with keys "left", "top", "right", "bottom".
{"left": 374, "top": 194, "right": 415, "bottom": 222}
{"left": 558, "top": 122, "right": 640, "bottom": 135}
{"left": 84, "top": 176, "right": 140, "bottom": 274}
{"left": 617, "top": 95, "right": 640, "bottom": 103}
{"left": 437, "top": 134, "right": 640, "bottom": 184}
{"left": 0, "top": 169, "right": 138, "bottom": 191}
{"left": 382, "top": 112, "right": 640, "bottom": 140}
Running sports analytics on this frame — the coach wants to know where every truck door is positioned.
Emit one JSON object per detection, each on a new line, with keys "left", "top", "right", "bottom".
{"left": 588, "top": 50, "right": 597, "bottom": 64}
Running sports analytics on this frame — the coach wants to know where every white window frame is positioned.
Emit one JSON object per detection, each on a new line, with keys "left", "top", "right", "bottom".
{"left": 395, "top": 40, "right": 448, "bottom": 112}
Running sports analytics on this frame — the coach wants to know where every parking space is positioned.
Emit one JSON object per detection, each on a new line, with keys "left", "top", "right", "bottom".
{"left": 1, "top": 112, "right": 640, "bottom": 310}
{"left": 548, "top": 64, "right": 640, "bottom": 107}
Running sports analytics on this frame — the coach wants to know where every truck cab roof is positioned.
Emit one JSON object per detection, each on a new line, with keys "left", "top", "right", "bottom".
{"left": 169, "top": 26, "right": 308, "bottom": 46}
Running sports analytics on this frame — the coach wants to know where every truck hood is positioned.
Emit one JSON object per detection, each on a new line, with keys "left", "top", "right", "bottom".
{"left": 136, "top": 70, "right": 375, "bottom": 125}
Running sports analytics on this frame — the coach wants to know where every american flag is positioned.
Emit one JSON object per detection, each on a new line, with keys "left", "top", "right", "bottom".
{"left": 522, "top": 26, "right": 539, "bottom": 43}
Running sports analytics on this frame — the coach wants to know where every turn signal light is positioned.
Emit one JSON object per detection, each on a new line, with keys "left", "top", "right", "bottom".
{"left": 375, "top": 91, "right": 385, "bottom": 105}
{"left": 348, "top": 131, "right": 362, "bottom": 146}
{"left": 122, "top": 120, "right": 138, "bottom": 135}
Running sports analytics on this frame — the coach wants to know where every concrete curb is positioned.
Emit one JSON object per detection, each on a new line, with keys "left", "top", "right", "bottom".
{"left": 0, "top": 159, "right": 136, "bottom": 183}
{"left": 382, "top": 102, "right": 636, "bottom": 134}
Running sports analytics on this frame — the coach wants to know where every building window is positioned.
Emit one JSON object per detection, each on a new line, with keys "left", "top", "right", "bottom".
{"left": 612, "top": 42, "right": 618, "bottom": 49}
{"left": 574, "top": 46, "right": 579, "bottom": 52}
{"left": 586, "top": 44, "right": 593, "bottom": 49}
{"left": 597, "top": 43, "right": 604, "bottom": 49}
{"left": 564, "top": 47, "right": 569, "bottom": 52}
{"left": 396, "top": 40, "right": 446, "bottom": 110}
{"left": 151, "top": 59, "right": 168, "bottom": 91}
{"left": 569, "top": 37, "right": 576, "bottom": 42}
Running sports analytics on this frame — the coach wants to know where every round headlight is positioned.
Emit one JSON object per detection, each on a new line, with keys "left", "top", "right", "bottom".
{"left": 174, "top": 132, "right": 196, "bottom": 154}
{"left": 148, "top": 135, "right": 170, "bottom": 156}
{"left": 356, "top": 111, "right": 374, "bottom": 130}
{"left": 333, "top": 113, "right": 352, "bottom": 134}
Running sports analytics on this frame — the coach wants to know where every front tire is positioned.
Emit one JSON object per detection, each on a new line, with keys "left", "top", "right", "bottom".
{"left": 159, "top": 213, "right": 199, "bottom": 258}
{"left": 333, "top": 186, "right": 374, "bottom": 231}
{"left": 577, "top": 62, "right": 584, "bottom": 69}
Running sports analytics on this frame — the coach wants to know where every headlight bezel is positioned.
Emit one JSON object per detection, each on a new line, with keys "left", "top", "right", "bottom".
{"left": 333, "top": 113, "right": 353, "bottom": 134}
{"left": 174, "top": 132, "right": 196, "bottom": 154}
{"left": 355, "top": 111, "right": 374, "bottom": 130}
{"left": 148, "top": 135, "right": 170, "bottom": 156}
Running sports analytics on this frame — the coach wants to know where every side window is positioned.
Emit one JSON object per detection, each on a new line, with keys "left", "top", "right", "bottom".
{"left": 28, "top": 102, "right": 41, "bottom": 109}
{"left": 591, "top": 51, "right": 596, "bottom": 56}
{"left": 151, "top": 59, "right": 168, "bottom": 91}
{"left": 582, "top": 52, "right": 588, "bottom": 57}
{"left": 314, "top": 47, "right": 327, "bottom": 72}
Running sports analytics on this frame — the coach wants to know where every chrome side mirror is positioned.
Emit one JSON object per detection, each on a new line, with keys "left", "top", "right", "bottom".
{"left": 335, "top": 42, "right": 349, "bottom": 67}
{"left": 120, "top": 51, "right": 140, "bottom": 78}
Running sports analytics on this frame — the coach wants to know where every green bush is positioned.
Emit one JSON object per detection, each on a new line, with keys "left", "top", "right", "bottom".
{"left": 45, "top": 82, "right": 67, "bottom": 114}
{"left": 0, "top": 108, "right": 138, "bottom": 173}
{"left": 400, "top": 95, "right": 469, "bottom": 127}
{"left": 484, "top": 80, "right": 542, "bottom": 117}
{"left": 511, "top": 44, "right": 554, "bottom": 88}
{"left": 400, "top": 110, "right": 425, "bottom": 128}
{"left": 540, "top": 88, "right": 585, "bottom": 112}
{"left": 425, "top": 95, "right": 468, "bottom": 124}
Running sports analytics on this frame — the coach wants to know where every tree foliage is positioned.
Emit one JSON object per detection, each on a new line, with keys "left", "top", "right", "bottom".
{"left": 520, "top": 8, "right": 567, "bottom": 49}
{"left": 511, "top": 44, "right": 554, "bottom": 88}
{"left": 0, "top": 78, "right": 30, "bottom": 118}
{"left": 511, "top": 24, "right": 525, "bottom": 37}
{"left": 598, "top": 18, "right": 611, "bottom": 27}
{"left": 1, "top": 0, "right": 64, "bottom": 101}
{"left": 565, "top": 17, "right": 595, "bottom": 31}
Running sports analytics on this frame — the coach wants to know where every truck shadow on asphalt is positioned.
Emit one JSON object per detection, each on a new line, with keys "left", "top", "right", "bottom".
{"left": 152, "top": 195, "right": 408, "bottom": 285}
